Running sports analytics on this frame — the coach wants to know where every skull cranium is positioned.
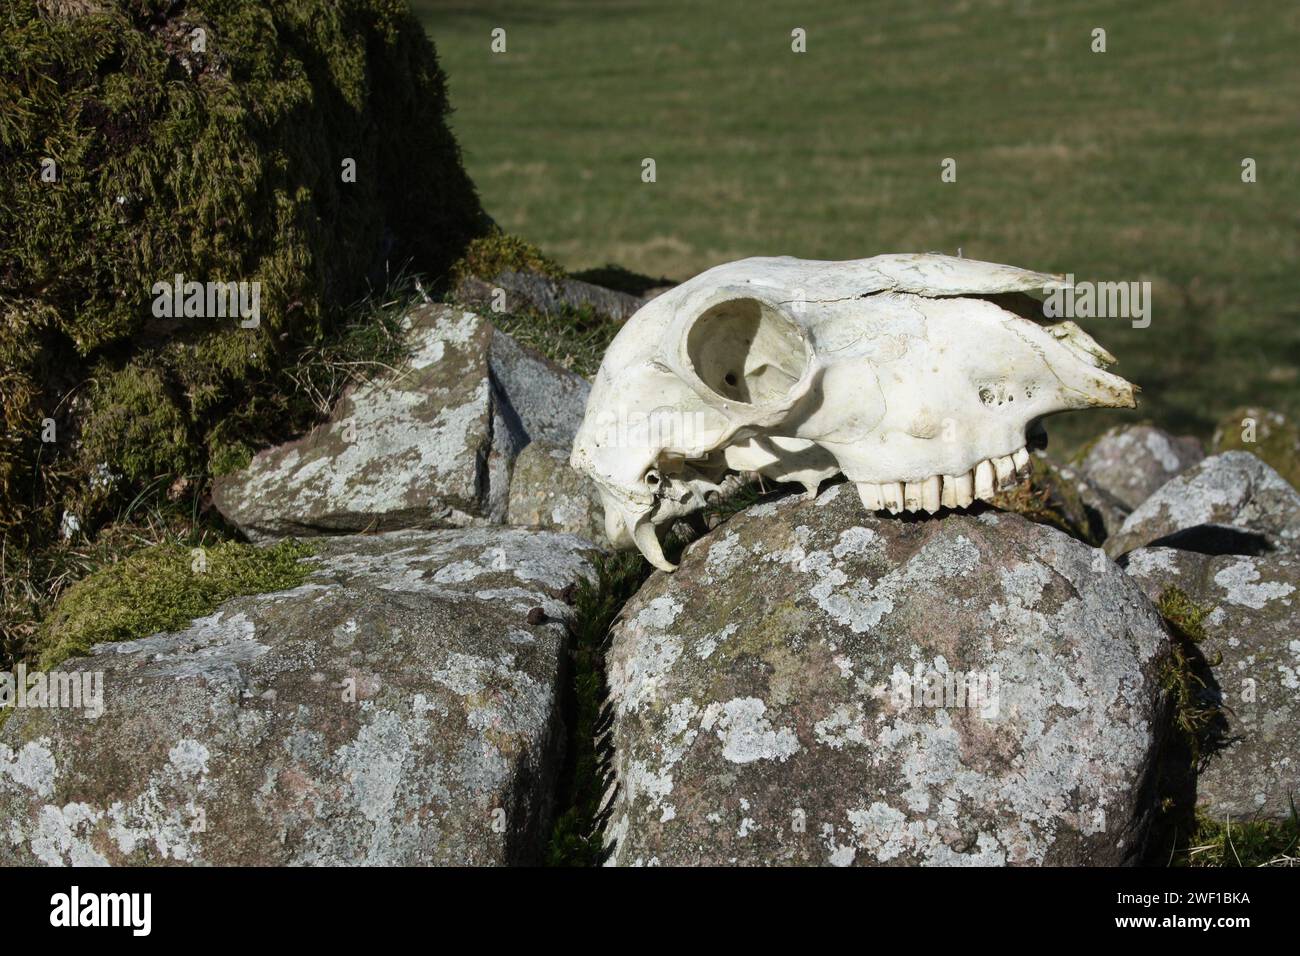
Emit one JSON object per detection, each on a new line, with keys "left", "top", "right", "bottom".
{"left": 570, "top": 254, "right": 1136, "bottom": 570}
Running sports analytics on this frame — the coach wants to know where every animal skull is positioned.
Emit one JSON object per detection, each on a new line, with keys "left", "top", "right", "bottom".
{"left": 570, "top": 254, "right": 1136, "bottom": 571}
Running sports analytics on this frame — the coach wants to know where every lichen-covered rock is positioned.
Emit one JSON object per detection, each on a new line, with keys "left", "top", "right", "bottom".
{"left": 212, "top": 305, "right": 589, "bottom": 539}
{"left": 602, "top": 485, "right": 1171, "bottom": 866}
{"left": 456, "top": 270, "right": 643, "bottom": 323}
{"left": 0, "top": 528, "right": 597, "bottom": 866}
{"left": 488, "top": 330, "right": 592, "bottom": 450}
{"left": 213, "top": 305, "right": 501, "bottom": 537}
{"left": 1050, "top": 459, "right": 1131, "bottom": 541}
{"left": 1104, "top": 452, "right": 1300, "bottom": 559}
{"left": 1211, "top": 407, "right": 1300, "bottom": 492}
{"left": 507, "top": 441, "right": 607, "bottom": 544}
{"left": 1078, "top": 425, "right": 1204, "bottom": 511}
{"left": 1124, "top": 546, "right": 1300, "bottom": 820}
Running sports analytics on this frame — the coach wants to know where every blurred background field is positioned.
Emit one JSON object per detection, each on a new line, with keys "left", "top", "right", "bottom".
{"left": 413, "top": 0, "right": 1299, "bottom": 449}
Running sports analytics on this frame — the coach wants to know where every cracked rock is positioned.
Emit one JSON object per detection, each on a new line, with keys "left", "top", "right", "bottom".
{"left": 212, "top": 305, "right": 590, "bottom": 539}
{"left": 1105, "top": 452, "right": 1300, "bottom": 559}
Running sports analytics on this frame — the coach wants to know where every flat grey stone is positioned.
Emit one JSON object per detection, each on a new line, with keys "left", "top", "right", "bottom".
{"left": 456, "top": 270, "right": 643, "bottom": 323}
{"left": 1105, "top": 452, "right": 1300, "bottom": 559}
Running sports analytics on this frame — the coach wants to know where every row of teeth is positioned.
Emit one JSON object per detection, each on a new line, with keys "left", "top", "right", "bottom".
{"left": 857, "top": 447, "right": 1031, "bottom": 514}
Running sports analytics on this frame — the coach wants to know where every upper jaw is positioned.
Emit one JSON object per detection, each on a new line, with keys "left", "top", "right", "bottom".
{"left": 596, "top": 468, "right": 732, "bottom": 572}
{"left": 607, "top": 500, "right": 675, "bottom": 572}
{"left": 855, "top": 444, "right": 1035, "bottom": 514}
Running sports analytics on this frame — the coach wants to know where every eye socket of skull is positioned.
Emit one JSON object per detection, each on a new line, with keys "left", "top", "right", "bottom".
{"left": 683, "top": 296, "right": 810, "bottom": 408}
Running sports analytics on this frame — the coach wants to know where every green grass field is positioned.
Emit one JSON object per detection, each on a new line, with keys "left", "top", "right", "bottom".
{"left": 413, "top": 0, "right": 1298, "bottom": 448}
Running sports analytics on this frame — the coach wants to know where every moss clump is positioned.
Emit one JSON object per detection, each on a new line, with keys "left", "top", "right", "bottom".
{"left": 206, "top": 435, "right": 254, "bottom": 478}
{"left": 451, "top": 231, "right": 564, "bottom": 285}
{"left": 0, "top": 0, "right": 485, "bottom": 547}
{"left": 78, "top": 360, "right": 195, "bottom": 493}
{"left": 1156, "top": 585, "right": 1221, "bottom": 764}
{"left": 1158, "top": 585, "right": 1211, "bottom": 642}
{"left": 1175, "top": 805, "right": 1300, "bottom": 867}
{"left": 37, "top": 538, "right": 315, "bottom": 669}
{"left": 546, "top": 550, "right": 649, "bottom": 866}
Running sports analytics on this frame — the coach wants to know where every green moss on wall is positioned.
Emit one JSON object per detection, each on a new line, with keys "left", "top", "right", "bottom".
{"left": 37, "top": 538, "right": 315, "bottom": 669}
{"left": 451, "top": 231, "right": 565, "bottom": 284}
{"left": 0, "top": 0, "right": 485, "bottom": 547}
{"left": 79, "top": 360, "right": 196, "bottom": 492}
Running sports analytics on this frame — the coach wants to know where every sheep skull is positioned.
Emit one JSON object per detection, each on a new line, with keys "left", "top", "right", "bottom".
{"left": 571, "top": 255, "right": 1136, "bottom": 570}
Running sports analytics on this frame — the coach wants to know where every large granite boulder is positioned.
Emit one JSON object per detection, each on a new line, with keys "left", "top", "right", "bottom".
{"left": 1124, "top": 546, "right": 1300, "bottom": 820}
{"left": 602, "top": 486, "right": 1172, "bottom": 866}
{"left": 212, "top": 305, "right": 590, "bottom": 540}
{"left": 1105, "top": 452, "right": 1300, "bottom": 559}
{"left": 1078, "top": 425, "right": 1204, "bottom": 511}
{"left": 0, "top": 529, "right": 597, "bottom": 866}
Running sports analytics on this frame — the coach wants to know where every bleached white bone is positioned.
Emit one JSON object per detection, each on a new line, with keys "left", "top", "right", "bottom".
{"left": 570, "top": 254, "right": 1136, "bottom": 570}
